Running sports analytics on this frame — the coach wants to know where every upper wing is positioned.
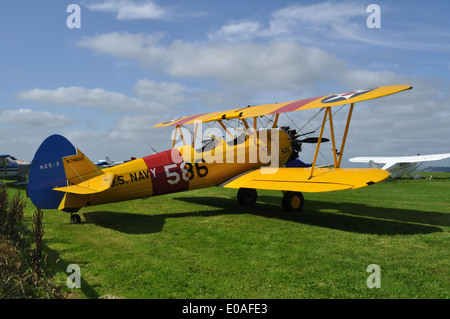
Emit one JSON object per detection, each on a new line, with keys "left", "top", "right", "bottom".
{"left": 220, "top": 167, "right": 389, "bottom": 193}
{"left": 349, "top": 157, "right": 391, "bottom": 165}
{"left": 398, "top": 153, "right": 450, "bottom": 162}
{"left": 350, "top": 153, "right": 450, "bottom": 165}
{"left": 154, "top": 85, "right": 412, "bottom": 127}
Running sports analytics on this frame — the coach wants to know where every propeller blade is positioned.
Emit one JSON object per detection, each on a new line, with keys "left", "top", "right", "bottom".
{"left": 298, "top": 137, "right": 330, "bottom": 143}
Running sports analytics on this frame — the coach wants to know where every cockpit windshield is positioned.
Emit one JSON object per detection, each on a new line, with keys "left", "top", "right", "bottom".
{"left": 196, "top": 132, "right": 249, "bottom": 153}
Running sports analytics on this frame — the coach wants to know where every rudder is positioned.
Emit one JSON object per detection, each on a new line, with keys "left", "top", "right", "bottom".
{"left": 28, "top": 135, "right": 77, "bottom": 209}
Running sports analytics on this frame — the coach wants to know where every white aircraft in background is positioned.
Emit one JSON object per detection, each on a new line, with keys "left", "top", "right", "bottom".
{"left": 95, "top": 156, "right": 136, "bottom": 168}
{"left": 349, "top": 153, "right": 450, "bottom": 179}
{"left": 0, "top": 154, "right": 30, "bottom": 179}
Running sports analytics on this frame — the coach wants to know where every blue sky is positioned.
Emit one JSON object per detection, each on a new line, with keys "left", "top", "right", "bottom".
{"left": 1, "top": 0, "right": 449, "bottom": 168}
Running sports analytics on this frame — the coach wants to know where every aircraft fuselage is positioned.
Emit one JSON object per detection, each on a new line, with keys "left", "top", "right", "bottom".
{"left": 58, "top": 129, "right": 292, "bottom": 211}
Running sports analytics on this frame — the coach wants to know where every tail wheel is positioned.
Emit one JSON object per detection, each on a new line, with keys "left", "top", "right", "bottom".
{"left": 237, "top": 188, "right": 257, "bottom": 205}
{"left": 282, "top": 191, "right": 304, "bottom": 212}
{"left": 70, "top": 213, "right": 81, "bottom": 224}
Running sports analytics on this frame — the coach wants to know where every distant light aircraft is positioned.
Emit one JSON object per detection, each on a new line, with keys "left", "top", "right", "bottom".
{"left": 0, "top": 155, "right": 30, "bottom": 179}
{"left": 349, "top": 153, "right": 450, "bottom": 178}
{"left": 95, "top": 156, "right": 136, "bottom": 168}
{"left": 28, "top": 85, "right": 412, "bottom": 223}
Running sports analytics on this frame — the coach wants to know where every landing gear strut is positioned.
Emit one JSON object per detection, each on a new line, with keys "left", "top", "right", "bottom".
{"left": 282, "top": 191, "right": 304, "bottom": 212}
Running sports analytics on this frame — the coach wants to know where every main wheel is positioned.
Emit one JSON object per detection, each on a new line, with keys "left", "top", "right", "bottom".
{"left": 70, "top": 213, "right": 81, "bottom": 224}
{"left": 237, "top": 188, "right": 257, "bottom": 205}
{"left": 282, "top": 191, "right": 304, "bottom": 212}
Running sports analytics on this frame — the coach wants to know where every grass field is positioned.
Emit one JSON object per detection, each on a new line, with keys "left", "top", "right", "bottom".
{"left": 4, "top": 172, "right": 449, "bottom": 299}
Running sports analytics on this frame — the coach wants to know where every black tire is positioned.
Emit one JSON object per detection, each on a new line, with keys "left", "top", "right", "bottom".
{"left": 70, "top": 214, "right": 81, "bottom": 224}
{"left": 282, "top": 191, "right": 304, "bottom": 212}
{"left": 237, "top": 188, "right": 257, "bottom": 205}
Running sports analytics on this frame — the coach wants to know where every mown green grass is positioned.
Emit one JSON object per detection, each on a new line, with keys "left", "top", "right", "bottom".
{"left": 5, "top": 172, "right": 450, "bottom": 299}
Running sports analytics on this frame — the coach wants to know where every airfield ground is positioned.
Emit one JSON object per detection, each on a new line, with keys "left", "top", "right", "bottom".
{"left": 2, "top": 172, "right": 449, "bottom": 299}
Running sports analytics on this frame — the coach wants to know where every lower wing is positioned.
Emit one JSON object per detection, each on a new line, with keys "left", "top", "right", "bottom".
{"left": 220, "top": 167, "right": 389, "bottom": 193}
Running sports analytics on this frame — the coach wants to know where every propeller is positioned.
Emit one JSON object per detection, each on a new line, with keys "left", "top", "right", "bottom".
{"left": 281, "top": 126, "right": 329, "bottom": 162}
{"left": 298, "top": 137, "right": 330, "bottom": 143}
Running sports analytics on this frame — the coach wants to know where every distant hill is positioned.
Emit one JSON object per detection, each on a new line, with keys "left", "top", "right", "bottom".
{"left": 421, "top": 166, "right": 450, "bottom": 172}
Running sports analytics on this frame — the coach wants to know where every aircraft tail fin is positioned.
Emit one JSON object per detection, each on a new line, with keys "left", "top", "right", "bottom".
{"left": 59, "top": 148, "right": 102, "bottom": 185}
{"left": 28, "top": 134, "right": 77, "bottom": 209}
{"left": 105, "top": 156, "right": 113, "bottom": 165}
{"left": 29, "top": 134, "right": 113, "bottom": 210}
{"left": 368, "top": 160, "right": 377, "bottom": 168}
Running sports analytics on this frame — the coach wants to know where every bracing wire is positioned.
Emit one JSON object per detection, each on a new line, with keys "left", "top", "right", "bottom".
{"left": 282, "top": 104, "right": 348, "bottom": 166}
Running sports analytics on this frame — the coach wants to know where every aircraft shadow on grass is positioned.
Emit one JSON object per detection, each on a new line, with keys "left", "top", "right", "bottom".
{"left": 43, "top": 195, "right": 446, "bottom": 300}
{"left": 82, "top": 195, "right": 446, "bottom": 236}
{"left": 41, "top": 242, "right": 101, "bottom": 299}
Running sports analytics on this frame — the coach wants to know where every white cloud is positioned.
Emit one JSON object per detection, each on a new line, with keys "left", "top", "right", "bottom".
{"left": 269, "top": 1, "right": 364, "bottom": 32}
{"left": 78, "top": 32, "right": 167, "bottom": 63}
{"left": 15, "top": 86, "right": 163, "bottom": 113}
{"left": 85, "top": 0, "right": 171, "bottom": 20}
{"left": 207, "top": 2, "right": 366, "bottom": 43}
{"left": 116, "top": 114, "right": 158, "bottom": 132}
{"left": 79, "top": 32, "right": 346, "bottom": 91}
{"left": 206, "top": 2, "right": 450, "bottom": 54}
{"left": 208, "top": 21, "right": 263, "bottom": 42}
{"left": 133, "top": 79, "right": 188, "bottom": 106}
{"left": 0, "top": 108, "right": 72, "bottom": 128}
{"left": 339, "top": 69, "right": 404, "bottom": 89}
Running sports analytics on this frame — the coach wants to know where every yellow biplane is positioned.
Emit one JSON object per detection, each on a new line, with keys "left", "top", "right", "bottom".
{"left": 28, "top": 84, "right": 412, "bottom": 223}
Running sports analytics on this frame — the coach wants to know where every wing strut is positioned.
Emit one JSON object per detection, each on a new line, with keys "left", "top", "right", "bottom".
{"left": 192, "top": 122, "right": 199, "bottom": 149}
{"left": 310, "top": 108, "right": 327, "bottom": 178}
{"left": 218, "top": 120, "right": 235, "bottom": 140}
{"left": 309, "top": 103, "right": 354, "bottom": 179}
{"left": 337, "top": 103, "right": 354, "bottom": 167}
{"left": 172, "top": 125, "right": 187, "bottom": 148}
{"left": 272, "top": 113, "right": 280, "bottom": 128}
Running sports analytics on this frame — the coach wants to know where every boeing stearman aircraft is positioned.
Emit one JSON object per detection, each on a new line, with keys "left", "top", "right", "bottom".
{"left": 349, "top": 153, "right": 450, "bottom": 178}
{"left": 28, "top": 84, "right": 412, "bottom": 223}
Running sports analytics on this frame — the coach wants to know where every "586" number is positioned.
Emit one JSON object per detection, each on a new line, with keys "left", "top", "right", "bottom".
{"left": 164, "top": 162, "right": 208, "bottom": 185}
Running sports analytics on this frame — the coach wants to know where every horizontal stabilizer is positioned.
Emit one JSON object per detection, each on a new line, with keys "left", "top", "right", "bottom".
{"left": 53, "top": 172, "right": 114, "bottom": 194}
{"left": 221, "top": 167, "right": 389, "bottom": 193}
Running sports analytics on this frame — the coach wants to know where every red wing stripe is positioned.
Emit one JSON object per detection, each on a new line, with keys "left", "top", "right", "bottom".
{"left": 270, "top": 96, "right": 323, "bottom": 114}
{"left": 173, "top": 113, "right": 207, "bottom": 126}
